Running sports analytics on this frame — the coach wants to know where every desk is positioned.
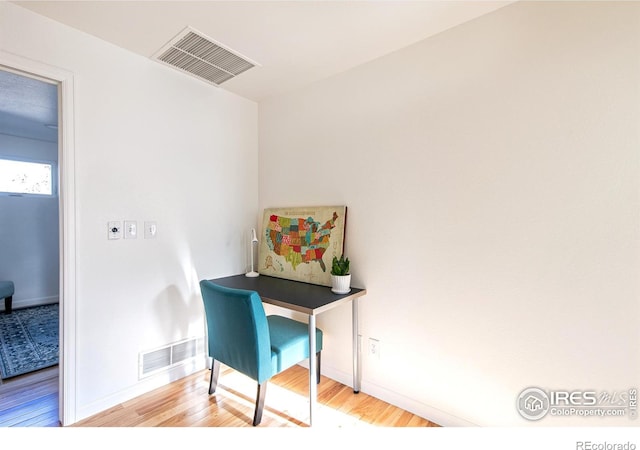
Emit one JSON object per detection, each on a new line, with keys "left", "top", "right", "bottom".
{"left": 210, "top": 274, "right": 367, "bottom": 425}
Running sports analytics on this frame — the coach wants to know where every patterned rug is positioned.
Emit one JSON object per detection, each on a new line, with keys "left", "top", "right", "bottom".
{"left": 0, "top": 304, "right": 59, "bottom": 379}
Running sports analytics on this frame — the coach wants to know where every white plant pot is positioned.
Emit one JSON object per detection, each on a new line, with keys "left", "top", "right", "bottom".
{"left": 331, "top": 274, "right": 351, "bottom": 294}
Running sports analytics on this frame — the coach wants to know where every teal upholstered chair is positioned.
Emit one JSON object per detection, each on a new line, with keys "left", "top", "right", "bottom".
{"left": 199, "top": 280, "right": 323, "bottom": 426}
{"left": 0, "top": 281, "right": 14, "bottom": 314}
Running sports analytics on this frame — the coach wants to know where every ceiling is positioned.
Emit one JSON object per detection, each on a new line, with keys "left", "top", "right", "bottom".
{"left": 2, "top": 1, "right": 514, "bottom": 142}
{"left": 0, "top": 69, "right": 58, "bottom": 143}
{"left": 11, "top": 0, "right": 514, "bottom": 102}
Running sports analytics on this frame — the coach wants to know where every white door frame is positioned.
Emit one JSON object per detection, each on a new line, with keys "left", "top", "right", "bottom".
{"left": 0, "top": 51, "right": 77, "bottom": 426}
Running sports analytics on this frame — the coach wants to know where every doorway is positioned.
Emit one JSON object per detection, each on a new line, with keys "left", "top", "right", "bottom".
{"left": 0, "top": 67, "right": 60, "bottom": 424}
{"left": 0, "top": 53, "right": 76, "bottom": 426}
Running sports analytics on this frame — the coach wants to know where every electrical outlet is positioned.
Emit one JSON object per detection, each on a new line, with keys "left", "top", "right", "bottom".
{"left": 368, "top": 338, "right": 380, "bottom": 359}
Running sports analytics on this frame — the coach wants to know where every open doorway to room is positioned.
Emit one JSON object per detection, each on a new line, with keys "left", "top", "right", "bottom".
{"left": 0, "top": 68, "right": 61, "bottom": 426}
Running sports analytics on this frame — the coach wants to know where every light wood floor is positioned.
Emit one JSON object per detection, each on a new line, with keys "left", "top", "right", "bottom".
{"left": 0, "top": 365, "right": 60, "bottom": 427}
{"left": 0, "top": 364, "right": 439, "bottom": 427}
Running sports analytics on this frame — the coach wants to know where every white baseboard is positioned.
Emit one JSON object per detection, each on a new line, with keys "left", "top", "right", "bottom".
{"left": 75, "top": 357, "right": 473, "bottom": 426}
{"left": 320, "top": 364, "right": 478, "bottom": 427}
{"left": 1, "top": 296, "right": 59, "bottom": 311}
{"left": 75, "top": 356, "right": 207, "bottom": 423}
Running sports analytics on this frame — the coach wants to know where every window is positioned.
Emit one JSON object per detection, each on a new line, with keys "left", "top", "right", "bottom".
{"left": 0, "top": 158, "right": 55, "bottom": 196}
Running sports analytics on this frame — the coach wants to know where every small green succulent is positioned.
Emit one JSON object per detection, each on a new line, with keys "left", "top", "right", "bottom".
{"left": 331, "top": 255, "right": 350, "bottom": 276}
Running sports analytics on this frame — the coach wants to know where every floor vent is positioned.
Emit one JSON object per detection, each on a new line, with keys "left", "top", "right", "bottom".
{"left": 152, "top": 26, "right": 258, "bottom": 86}
{"left": 139, "top": 337, "right": 205, "bottom": 378}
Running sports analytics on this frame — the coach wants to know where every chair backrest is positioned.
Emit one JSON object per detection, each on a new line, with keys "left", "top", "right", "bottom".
{"left": 199, "top": 280, "right": 273, "bottom": 383}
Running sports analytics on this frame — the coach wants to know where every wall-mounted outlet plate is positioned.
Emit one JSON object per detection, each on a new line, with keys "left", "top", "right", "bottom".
{"left": 108, "top": 221, "right": 122, "bottom": 240}
{"left": 369, "top": 338, "right": 380, "bottom": 359}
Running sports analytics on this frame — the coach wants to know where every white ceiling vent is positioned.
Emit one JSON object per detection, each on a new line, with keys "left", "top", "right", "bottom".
{"left": 152, "top": 26, "right": 258, "bottom": 86}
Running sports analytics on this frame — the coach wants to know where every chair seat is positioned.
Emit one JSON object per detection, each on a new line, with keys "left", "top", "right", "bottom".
{"left": 199, "top": 279, "right": 324, "bottom": 425}
{"left": 267, "top": 315, "right": 323, "bottom": 374}
{"left": 0, "top": 281, "right": 14, "bottom": 299}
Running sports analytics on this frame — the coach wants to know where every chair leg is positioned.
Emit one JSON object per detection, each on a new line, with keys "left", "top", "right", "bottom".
{"left": 253, "top": 381, "right": 267, "bottom": 426}
{"left": 4, "top": 296, "right": 11, "bottom": 314}
{"left": 208, "top": 359, "right": 220, "bottom": 395}
{"left": 316, "top": 351, "right": 321, "bottom": 384}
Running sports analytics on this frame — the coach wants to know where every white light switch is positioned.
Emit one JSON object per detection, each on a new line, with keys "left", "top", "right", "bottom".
{"left": 144, "top": 221, "right": 157, "bottom": 239}
{"left": 124, "top": 220, "right": 137, "bottom": 239}
{"left": 108, "top": 221, "right": 122, "bottom": 240}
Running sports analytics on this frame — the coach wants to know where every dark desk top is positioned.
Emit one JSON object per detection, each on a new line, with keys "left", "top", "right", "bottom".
{"left": 209, "top": 274, "right": 367, "bottom": 315}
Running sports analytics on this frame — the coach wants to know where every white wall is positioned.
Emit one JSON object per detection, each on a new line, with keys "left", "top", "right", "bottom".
{"left": 259, "top": 1, "right": 640, "bottom": 426}
{"left": 0, "top": 133, "right": 59, "bottom": 309}
{"left": 1, "top": 2, "right": 258, "bottom": 421}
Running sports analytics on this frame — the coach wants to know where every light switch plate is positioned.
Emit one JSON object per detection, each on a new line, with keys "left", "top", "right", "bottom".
{"left": 124, "top": 220, "right": 137, "bottom": 239}
{"left": 144, "top": 221, "right": 157, "bottom": 239}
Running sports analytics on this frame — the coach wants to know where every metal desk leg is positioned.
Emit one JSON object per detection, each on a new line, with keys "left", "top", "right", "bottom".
{"left": 308, "top": 314, "right": 317, "bottom": 426}
{"left": 352, "top": 297, "right": 360, "bottom": 393}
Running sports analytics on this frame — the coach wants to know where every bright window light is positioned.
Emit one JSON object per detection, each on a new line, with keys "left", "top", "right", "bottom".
{"left": 0, "top": 158, "right": 54, "bottom": 196}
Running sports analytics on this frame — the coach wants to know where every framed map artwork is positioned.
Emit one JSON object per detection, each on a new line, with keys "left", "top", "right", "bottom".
{"left": 258, "top": 206, "right": 347, "bottom": 287}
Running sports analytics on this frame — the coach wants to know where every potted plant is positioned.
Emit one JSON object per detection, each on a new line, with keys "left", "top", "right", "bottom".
{"left": 330, "top": 255, "right": 351, "bottom": 294}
